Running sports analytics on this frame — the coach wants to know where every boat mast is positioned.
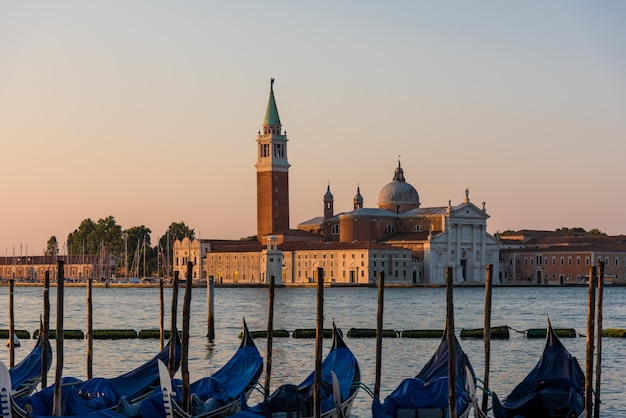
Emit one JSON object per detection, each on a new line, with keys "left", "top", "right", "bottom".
{"left": 124, "top": 234, "right": 128, "bottom": 278}
{"left": 142, "top": 235, "right": 146, "bottom": 280}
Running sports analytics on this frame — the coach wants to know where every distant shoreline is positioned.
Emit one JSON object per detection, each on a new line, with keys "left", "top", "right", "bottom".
{"left": 1, "top": 281, "right": 619, "bottom": 289}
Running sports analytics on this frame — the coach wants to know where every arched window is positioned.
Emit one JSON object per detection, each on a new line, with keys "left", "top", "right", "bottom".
{"left": 331, "top": 224, "right": 339, "bottom": 235}
{"left": 384, "top": 225, "right": 395, "bottom": 233}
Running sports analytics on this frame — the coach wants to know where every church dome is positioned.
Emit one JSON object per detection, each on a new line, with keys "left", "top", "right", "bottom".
{"left": 377, "top": 161, "right": 420, "bottom": 212}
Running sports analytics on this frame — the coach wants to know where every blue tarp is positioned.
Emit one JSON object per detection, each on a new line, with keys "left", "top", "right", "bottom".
{"left": 492, "top": 321, "right": 585, "bottom": 418}
{"left": 372, "top": 333, "right": 475, "bottom": 418}
{"left": 131, "top": 332, "right": 263, "bottom": 418}
{"left": 15, "top": 333, "right": 181, "bottom": 416}
{"left": 234, "top": 324, "right": 360, "bottom": 418}
{"left": 31, "top": 409, "right": 131, "bottom": 418}
{"left": 9, "top": 336, "right": 52, "bottom": 396}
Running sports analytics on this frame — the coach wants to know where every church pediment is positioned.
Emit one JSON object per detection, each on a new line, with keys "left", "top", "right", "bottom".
{"left": 450, "top": 202, "right": 489, "bottom": 220}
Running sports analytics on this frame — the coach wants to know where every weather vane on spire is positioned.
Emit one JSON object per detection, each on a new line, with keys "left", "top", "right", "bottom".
{"left": 271, "top": 78, "right": 275, "bottom": 88}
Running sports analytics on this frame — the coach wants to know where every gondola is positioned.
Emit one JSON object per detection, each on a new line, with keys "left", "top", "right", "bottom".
{"left": 8, "top": 333, "right": 52, "bottom": 398}
{"left": 491, "top": 319, "right": 585, "bottom": 418}
{"left": 233, "top": 321, "right": 360, "bottom": 418}
{"left": 372, "top": 330, "right": 477, "bottom": 418}
{"left": 10, "top": 330, "right": 181, "bottom": 417}
{"left": 119, "top": 319, "right": 264, "bottom": 418}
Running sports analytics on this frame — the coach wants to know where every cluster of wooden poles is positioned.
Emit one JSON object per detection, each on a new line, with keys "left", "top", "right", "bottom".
{"left": 5, "top": 261, "right": 204, "bottom": 416}
{"left": 5, "top": 261, "right": 607, "bottom": 418}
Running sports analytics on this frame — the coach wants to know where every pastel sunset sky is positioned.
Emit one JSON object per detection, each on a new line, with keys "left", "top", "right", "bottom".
{"left": 2, "top": 2, "right": 625, "bottom": 254}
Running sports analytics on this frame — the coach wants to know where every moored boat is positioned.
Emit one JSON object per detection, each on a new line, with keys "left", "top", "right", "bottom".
{"left": 119, "top": 319, "right": 264, "bottom": 418}
{"left": 372, "top": 330, "right": 477, "bottom": 418}
{"left": 10, "top": 331, "right": 181, "bottom": 417}
{"left": 491, "top": 319, "right": 585, "bottom": 418}
{"left": 234, "top": 321, "right": 360, "bottom": 418}
{"left": 8, "top": 333, "right": 52, "bottom": 398}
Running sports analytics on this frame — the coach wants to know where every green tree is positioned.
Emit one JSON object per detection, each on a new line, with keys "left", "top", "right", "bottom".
{"left": 67, "top": 218, "right": 96, "bottom": 254}
{"left": 95, "top": 216, "right": 124, "bottom": 255}
{"left": 556, "top": 227, "right": 586, "bottom": 234}
{"left": 67, "top": 216, "right": 123, "bottom": 255}
{"left": 588, "top": 228, "right": 606, "bottom": 236}
{"left": 45, "top": 236, "right": 59, "bottom": 256}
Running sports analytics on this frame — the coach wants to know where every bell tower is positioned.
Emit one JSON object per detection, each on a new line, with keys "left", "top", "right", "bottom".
{"left": 256, "top": 79, "right": 290, "bottom": 241}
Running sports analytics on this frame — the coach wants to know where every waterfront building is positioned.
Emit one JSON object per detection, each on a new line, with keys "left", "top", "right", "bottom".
{"left": 175, "top": 236, "right": 417, "bottom": 285}
{"left": 0, "top": 254, "right": 118, "bottom": 282}
{"left": 499, "top": 230, "right": 626, "bottom": 285}
{"left": 298, "top": 167, "right": 500, "bottom": 284}
{"left": 173, "top": 79, "right": 499, "bottom": 285}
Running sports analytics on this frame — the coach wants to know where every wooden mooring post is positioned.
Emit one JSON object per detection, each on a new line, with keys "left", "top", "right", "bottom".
{"left": 159, "top": 278, "right": 164, "bottom": 350}
{"left": 482, "top": 264, "right": 493, "bottom": 413}
{"left": 207, "top": 275, "right": 215, "bottom": 340}
{"left": 585, "top": 265, "right": 597, "bottom": 418}
{"left": 374, "top": 271, "right": 385, "bottom": 398}
{"left": 264, "top": 274, "right": 275, "bottom": 396}
{"left": 181, "top": 262, "right": 193, "bottom": 413}
{"left": 8, "top": 278, "right": 15, "bottom": 368}
{"left": 42, "top": 270, "right": 50, "bottom": 388}
{"left": 169, "top": 270, "right": 179, "bottom": 377}
{"left": 53, "top": 260, "right": 65, "bottom": 416}
{"left": 87, "top": 278, "right": 93, "bottom": 379}
{"left": 314, "top": 267, "right": 324, "bottom": 418}
{"left": 594, "top": 262, "right": 604, "bottom": 418}
{"left": 445, "top": 267, "right": 457, "bottom": 418}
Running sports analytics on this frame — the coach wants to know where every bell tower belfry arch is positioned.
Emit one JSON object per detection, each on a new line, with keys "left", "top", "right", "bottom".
{"left": 256, "top": 79, "right": 290, "bottom": 241}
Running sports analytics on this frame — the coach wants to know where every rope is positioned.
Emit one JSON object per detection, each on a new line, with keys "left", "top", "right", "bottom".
{"left": 356, "top": 382, "right": 375, "bottom": 398}
{"left": 506, "top": 326, "right": 527, "bottom": 335}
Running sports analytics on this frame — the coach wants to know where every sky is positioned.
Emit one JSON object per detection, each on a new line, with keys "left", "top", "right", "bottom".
{"left": 2, "top": 2, "right": 626, "bottom": 254}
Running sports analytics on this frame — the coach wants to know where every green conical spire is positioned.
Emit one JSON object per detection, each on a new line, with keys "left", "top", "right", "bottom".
{"left": 264, "top": 78, "right": 281, "bottom": 126}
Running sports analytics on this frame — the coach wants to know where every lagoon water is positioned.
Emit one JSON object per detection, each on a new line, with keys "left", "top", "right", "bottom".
{"left": 1, "top": 285, "right": 625, "bottom": 417}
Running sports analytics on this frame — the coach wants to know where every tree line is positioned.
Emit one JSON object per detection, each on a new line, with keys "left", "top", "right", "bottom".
{"left": 44, "top": 217, "right": 195, "bottom": 278}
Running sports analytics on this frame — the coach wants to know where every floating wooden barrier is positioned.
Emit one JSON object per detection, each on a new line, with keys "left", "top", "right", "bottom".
{"left": 460, "top": 326, "right": 510, "bottom": 340}
{"left": 241, "top": 330, "right": 290, "bottom": 338}
{"left": 139, "top": 329, "right": 172, "bottom": 339}
{"left": 292, "top": 328, "right": 336, "bottom": 338}
{"left": 0, "top": 330, "right": 31, "bottom": 340}
{"left": 602, "top": 328, "right": 626, "bottom": 338}
{"left": 401, "top": 329, "right": 444, "bottom": 339}
{"left": 92, "top": 329, "right": 138, "bottom": 339}
{"left": 33, "top": 329, "right": 85, "bottom": 339}
{"left": 527, "top": 328, "right": 577, "bottom": 338}
{"left": 347, "top": 328, "right": 397, "bottom": 338}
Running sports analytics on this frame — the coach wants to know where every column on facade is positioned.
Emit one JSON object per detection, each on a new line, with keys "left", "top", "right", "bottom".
{"left": 455, "top": 222, "right": 462, "bottom": 281}
{"left": 480, "top": 224, "right": 486, "bottom": 282}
